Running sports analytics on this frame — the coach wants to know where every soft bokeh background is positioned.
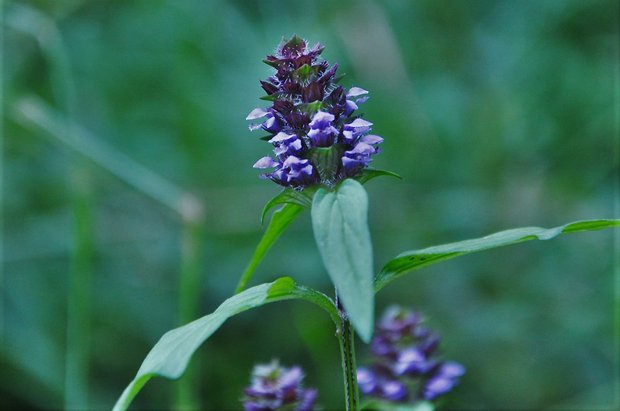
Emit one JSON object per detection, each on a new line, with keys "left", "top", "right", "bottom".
{"left": 2, "top": 0, "right": 619, "bottom": 409}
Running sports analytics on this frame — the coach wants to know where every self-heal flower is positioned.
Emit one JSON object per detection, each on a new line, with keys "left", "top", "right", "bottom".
{"left": 358, "top": 306, "right": 465, "bottom": 405}
{"left": 242, "top": 360, "right": 318, "bottom": 411}
{"left": 248, "top": 35, "right": 383, "bottom": 189}
{"left": 307, "top": 111, "right": 339, "bottom": 147}
{"left": 269, "top": 132, "right": 303, "bottom": 158}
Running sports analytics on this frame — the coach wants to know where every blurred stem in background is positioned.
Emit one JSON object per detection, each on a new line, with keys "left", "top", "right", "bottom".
{"left": 175, "top": 204, "right": 205, "bottom": 410}
{"left": 7, "top": 3, "right": 206, "bottom": 408}
{"left": 66, "top": 166, "right": 93, "bottom": 409}
{"left": 7, "top": 5, "right": 94, "bottom": 408}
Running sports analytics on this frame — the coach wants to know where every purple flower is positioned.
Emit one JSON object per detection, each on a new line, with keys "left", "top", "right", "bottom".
{"left": 381, "top": 380, "right": 408, "bottom": 402}
{"left": 242, "top": 361, "right": 318, "bottom": 411}
{"left": 307, "top": 111, "right": 339, "bottom": 147}
{"left": 422, "top": 361, "right": 466, "bottom": 400}
{"left": 342, "top": 118, "right": 373, "bottom": 144}
{"left": 342, "top": 141, "right": 377, "bottom": 176}
{"left": 357, "top": 367, "right": 379, "bottom": 395}
{"left": 358, "top": 306, "right": 465, "bottom": 405}
{"left": 269, "top": 132, "right": 303, "bottom": 159}
{"left": 393, "top": 347, "right": 430, "bottom": 376}
{"left": 247, "top": 109, "right": 282, "bottom": 134}
{"left": 248, "top": 36, "right": 383, "bottom": 188}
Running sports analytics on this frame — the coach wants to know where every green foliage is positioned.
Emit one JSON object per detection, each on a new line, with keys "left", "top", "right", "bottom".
{"left": 114, "top": 277, "right": 338, "bottom": 411}
{"left": 355, "top": 168, "right": 403, "bottom": 185}
{"left": 312, "top": 179, "right": 375, "bottom": 342}
{"left": 361, "top": 399, "right": 434, "bottom": 411}
{"left": 235, "top": 204, "right": 304, "bottom": 293}
{"left": 4, "top": 0, "right": 618, "bottom": 409}
{"left": 114, "top": 217, "right": 618, "bottom": 409}
{"left": 260, "top": 189, "right": 315, "bottom": 225}
{"left": 375, "top": 219, "right": 620, "bottom": 291}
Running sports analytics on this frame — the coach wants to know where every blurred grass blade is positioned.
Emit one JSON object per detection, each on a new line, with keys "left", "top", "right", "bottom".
{"left": 174, "top": 218, "right": 205, "bottom": 410}
{"left": 312, "top": 179, "right": 374, "bottom": 342}
{"left": 375, "top": 219, "right": 620, "bottom": 291}
{"left": 11, "top": 95, "right": 204, "bottom": 222}
{"left": 113, "top": 277, "right": 337, "bottom": 411}
{"left": 235, "top": 204, "right": 303, "bottom": 293}
{"left": 64, "top": 168, "right": 93, "bottom": 409}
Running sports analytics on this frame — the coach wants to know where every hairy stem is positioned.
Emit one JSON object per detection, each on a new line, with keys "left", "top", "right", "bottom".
{"left": 337, "top": 295, "right": 360, "bottom": 411}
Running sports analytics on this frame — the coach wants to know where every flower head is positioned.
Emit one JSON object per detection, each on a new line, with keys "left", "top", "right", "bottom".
{"left": 358, "top": 306, "right": 465, "bottom": 405}
{"left": 242, "top": 360, "right": 318, "bottom": 411}
{"left": 248, "top": 35, "right": 383, "bottom": 189}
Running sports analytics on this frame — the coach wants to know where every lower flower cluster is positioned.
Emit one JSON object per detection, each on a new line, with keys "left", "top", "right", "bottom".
{"left": 242, "top": 360, "right": 317, "bottom": 411}
{"left": 357, "top": 306, "right": 465, "bottom": 404}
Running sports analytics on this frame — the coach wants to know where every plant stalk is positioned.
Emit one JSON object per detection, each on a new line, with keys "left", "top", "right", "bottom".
{"left": 336, "top": 294, "right": 360, "bottom": 411}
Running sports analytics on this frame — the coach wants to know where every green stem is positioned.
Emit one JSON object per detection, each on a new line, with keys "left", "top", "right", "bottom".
{"left": 337, "top": 295, "right": 360, "bottom": 411}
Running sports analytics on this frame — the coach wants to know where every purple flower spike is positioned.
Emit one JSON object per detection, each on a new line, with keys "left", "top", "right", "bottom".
{"left": 248, "top": 36, "right": 384, "bottom": 188}
{"left": 242, "top": 360, "right": 318, "bottom": 411}
{"left": 359, "top": 306, "right": 465, "bottom": 406}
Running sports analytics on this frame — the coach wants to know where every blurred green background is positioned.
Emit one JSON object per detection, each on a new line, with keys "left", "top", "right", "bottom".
{"left": 2, "top": 0, "right": 619, "bottom": 409}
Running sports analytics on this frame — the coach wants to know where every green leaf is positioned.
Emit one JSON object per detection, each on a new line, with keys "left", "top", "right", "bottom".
{"left": 292, "top": 63, "right": 313, "bottom": 82}
{"left": 361, "top": 399, "right": 434, "bottom": 411}
{"left": 260, "top": 188, "right": 316, "bottom": 225}
{"left": 235, "top": 204, "right": 304, "bottom": 293}
{"left": 375, "top": 219, "right": 620, "bottom": 291}
{"left": 312, "top": 179, "right": 375, "bottom": 342}
{"left": 297, "top": 101, "right": 323, "bottom": 116}
{"left": 259, "top": 94, "right": 277, "bottom": 101}
{"left": 113, "top": 277, "right": 338, "bottom": 411}
{"left": 356, "top": 168, "right": 403, "bottom": 185}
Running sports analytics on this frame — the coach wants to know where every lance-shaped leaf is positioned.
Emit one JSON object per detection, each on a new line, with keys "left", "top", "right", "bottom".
{"left": 260, "top": 188, "right": 316, "bottom": 224}
{"left": 375, "top": 219, "right": 620, "bottom": 291}
{"left": 312, "top": 179, "right": 375, "bottom": 342}
{"left": 235, "top": 204, "right": 303, "bottom": 293}
{"left": 113, "top": 277, "right": 338, "bottom": 411}
{"left": 355, "top": 168, "right": 402, "bottom": 185}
